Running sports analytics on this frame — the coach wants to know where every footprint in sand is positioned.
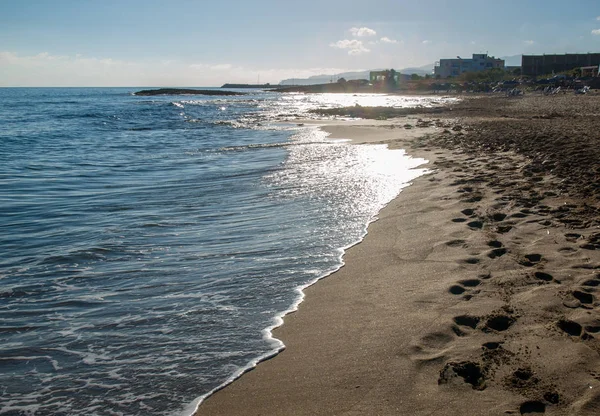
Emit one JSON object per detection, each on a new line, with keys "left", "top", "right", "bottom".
{"left": 463, "top": 194, "right": 483, "bottom": 203}
{"left": 557, "top": 319, "right": 583, "bottom": 337}
{"left": 455, "top": 184, "right": 484, "bottom": 204}
{"left": 449, "top": 285, "right": 467, "bottom": 295}
{"left": 496, "top": 225, "right": 513, "bottom": 234}
{"left": 467, "top": 220, "right": 484, "bottom": 230}
{"left": 490, "top": 212, "right": 508, "bottom": 222}
{"left": 558, "top": 246, "right": 578, "bottom": 254}
{"left": 483, "top": 314, "right": 516, "bottom": 332}
{"left": 488, "top": 247, "right": 508, "bottom": 259}
{"left": 582, "top": 277, "right": 600, "bottom": 288}
{"left": 461, "top": 208, "right": 476, "bottom": 217}
{"left": 572, "top": 290, "right": 594, "bottom": 305}
{"left": 519, "top": 400, "right": 546, "bottom": 414}
{"left": 459, "top": 278, "right": 483, "bottom": 287}
{"left": 534, "top": 271, "right": 554, "bottom": 282}
{"left": 445, "top": 239, "right": 468, "bottom": 248}
{"left": 564, "top": 233, "right": 582, "bottom": 243}
{"left": 506, "top": 367, "right": 539, "bottom": 389}
{"left": 563, "top": 279, "right": 596, "bottom": 308}
{"left": 448, "top": 278, "right": 482, "bottom": 300}
{"left": 438, "top": 361, "right": 487, "bottom": 390}
{"left": 461, "top": 257, "right": 481, "bottom": 265}
{"left": 453, "top": 315, "right": 480, "bottom": 328}
{"left": 520, "top": 254, "right": 543, "bottom": 267}
{"left": 409, "top": 331, "right": 455, "bottom": 364}
{"left": 452, "top": 315, "right": 480, "bottom": 336}
{"left": 585, "top": 326, "right": 600, "bottom": 334}
{"left": 451, "top": 309, "right": 516, "bottom": 334}
{"left": 543, "top": 392, "right": 560, "bottom": 404}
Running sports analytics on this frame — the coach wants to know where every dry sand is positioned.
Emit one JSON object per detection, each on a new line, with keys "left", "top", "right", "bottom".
{"left": 197, "top": 94, "right": 600, "bottom": 415}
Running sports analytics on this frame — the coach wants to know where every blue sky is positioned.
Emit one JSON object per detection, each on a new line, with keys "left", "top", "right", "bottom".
{"left": 1, "top": 0, "right": 599, "bottom": 86}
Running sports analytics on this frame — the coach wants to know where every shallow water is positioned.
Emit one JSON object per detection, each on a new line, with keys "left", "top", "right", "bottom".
{"left": 0, "top": 88, "right": 451, "bottom": 415}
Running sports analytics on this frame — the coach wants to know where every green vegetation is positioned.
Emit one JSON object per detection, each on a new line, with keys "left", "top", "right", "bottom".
{"left": 455, "top": 68, "right": 514, "bottom": 83}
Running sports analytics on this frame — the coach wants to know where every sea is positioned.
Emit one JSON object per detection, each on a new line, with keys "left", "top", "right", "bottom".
{"left": 0, "top": 87, "right": 455, "bottom": 416}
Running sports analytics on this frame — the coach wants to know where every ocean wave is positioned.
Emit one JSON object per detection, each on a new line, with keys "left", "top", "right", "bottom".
{"left": 38, "top": 247, "right": 112, "bottom": 265}
{"left": 0, "top": 87, "right": 444, "bottom": 416}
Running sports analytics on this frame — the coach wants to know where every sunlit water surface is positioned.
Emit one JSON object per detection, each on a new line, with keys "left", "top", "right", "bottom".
{"left": 0, "top": 88, "right": 454, "bottom": 415}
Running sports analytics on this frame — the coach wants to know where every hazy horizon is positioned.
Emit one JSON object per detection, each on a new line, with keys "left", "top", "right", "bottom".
{"left": 1, "top": 0, "right": 599, "bottom": 87}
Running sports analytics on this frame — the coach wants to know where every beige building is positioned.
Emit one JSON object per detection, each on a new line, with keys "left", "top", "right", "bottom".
{"left": 434, "top": 54, "right": 505, "bottom": 78}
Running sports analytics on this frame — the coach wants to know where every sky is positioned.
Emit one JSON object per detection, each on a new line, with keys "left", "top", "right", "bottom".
{"left": 1, "top": 0, "right": 600, "bottom": 86}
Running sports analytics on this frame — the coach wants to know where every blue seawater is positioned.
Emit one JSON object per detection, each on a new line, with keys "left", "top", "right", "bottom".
{"left": 0, "top": 88, "right": 445, "bottom": 415}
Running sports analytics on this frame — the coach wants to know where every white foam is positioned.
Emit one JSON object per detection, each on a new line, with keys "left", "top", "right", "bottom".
{"left": 186, "top": 125, "right": 429, "bottom": 415}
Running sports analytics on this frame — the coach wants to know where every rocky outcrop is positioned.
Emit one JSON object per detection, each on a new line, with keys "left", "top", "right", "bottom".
{"left": 134, "top": 88, "right": 245, "bottom": 96}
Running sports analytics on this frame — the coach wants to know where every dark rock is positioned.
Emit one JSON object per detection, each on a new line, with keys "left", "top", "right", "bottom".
{"left": 134, "top": 88, "right": 245, "bottom": 96}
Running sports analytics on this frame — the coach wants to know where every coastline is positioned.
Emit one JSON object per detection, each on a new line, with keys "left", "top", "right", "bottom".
{"left": 196, "top": 94, "right": 600, "bottom": 415}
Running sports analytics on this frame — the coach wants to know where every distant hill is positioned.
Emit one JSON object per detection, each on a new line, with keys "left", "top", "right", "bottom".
{"left": 279, "top": 64, "right": 434, "bottom": 86}
{"left": 279, "top": 71, "right": 370, "bottom": 86}
{"left": 277, "top": 57, "right": 522, "bottom": 86}
{"left": 400, "top": 65, "right": 434, "bottom": 76}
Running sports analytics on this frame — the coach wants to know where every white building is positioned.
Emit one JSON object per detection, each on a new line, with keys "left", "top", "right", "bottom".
{"left": 434, "top": 54, "right": 505, "bottom": 78}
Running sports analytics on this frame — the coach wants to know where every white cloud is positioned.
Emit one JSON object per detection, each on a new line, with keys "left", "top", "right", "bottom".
{"left": 329, "top": 39, "right": 370, "bottom": 55}
{"left": 422, "top": 40, "right": 431, "bottom": 45}
{"left": 350, "top": 27, "right": 376, "bottom": 37}
{"left": 190, "top": 63, "right": 233, "bottom": 71}
{"left": 380, "top": 37, "right": 398, "bottom": 44}
{"left": 524, "top": 40, "right": 535, "bottom": 45}
{"left": 597, "top": 16, "right": 600, "bottom": 20}
{"left": 330, "top": 39, "right": 362, "bottom": 49}
{"left": 592, "top": 29, "right": 600, "bottom": 35}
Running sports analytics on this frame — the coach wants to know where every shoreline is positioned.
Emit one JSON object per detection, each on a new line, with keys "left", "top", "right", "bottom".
{"left": 188, "top": 118, "right": 433, "bottom": 414}
{"left": 197, "top": 94, "right": 600, "bottom": 415}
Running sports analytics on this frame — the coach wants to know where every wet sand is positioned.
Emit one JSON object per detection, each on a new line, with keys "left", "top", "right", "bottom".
{"left": 197, "top": 94, "right": 600, "bottom": 415}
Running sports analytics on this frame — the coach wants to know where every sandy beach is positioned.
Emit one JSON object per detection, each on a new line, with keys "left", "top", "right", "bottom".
{"left": 197, "top": 93, "right": 600, "bottom": 415}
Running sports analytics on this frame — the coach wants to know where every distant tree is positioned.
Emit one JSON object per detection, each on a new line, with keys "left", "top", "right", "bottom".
{"left": 337, "top": 77, "right": 347, "bottom": 83}
{"left": 458, "top": 68, "right": 510, "bottom": 83}
{"left": 411, "top": 73, "right": 422, "bottom": 80}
